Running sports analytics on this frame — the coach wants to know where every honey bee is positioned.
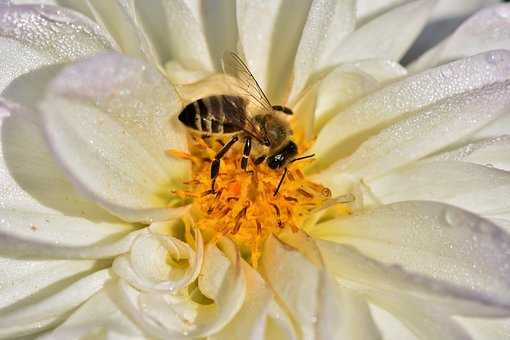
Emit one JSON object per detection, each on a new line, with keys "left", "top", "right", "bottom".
{"left": 178, "top": 52, "right": 312, "bottom": 195}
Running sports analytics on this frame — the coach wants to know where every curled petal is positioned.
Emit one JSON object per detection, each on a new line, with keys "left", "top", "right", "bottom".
{"left": 114, "top": 238, "right": 245, "bottom": 339}
{"left": 113, "top": 227, "right": 203, "bottom": 293}
{"left": 311, "top": 201, "right": 510, "bottom": 316}
{"left": 40, "top": 53, "right": 189, "bottom": 223}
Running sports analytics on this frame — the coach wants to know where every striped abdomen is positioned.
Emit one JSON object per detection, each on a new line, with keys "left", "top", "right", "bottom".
{"left": 178, "top": 95, "right": 248, "bottom": 134}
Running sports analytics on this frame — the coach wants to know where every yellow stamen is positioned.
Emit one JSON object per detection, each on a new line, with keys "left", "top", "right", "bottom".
{"left": 168, "top": 135, "right": 349, "bottom": 267}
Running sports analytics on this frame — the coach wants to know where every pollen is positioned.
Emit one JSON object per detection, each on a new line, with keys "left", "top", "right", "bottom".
{"left": 168, "top": 136, "right": 342, "bottom": 267}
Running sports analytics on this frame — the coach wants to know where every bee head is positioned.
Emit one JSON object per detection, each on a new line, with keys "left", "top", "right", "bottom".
{"left": 267, "top": 141, "right": 298, "bottom": 169}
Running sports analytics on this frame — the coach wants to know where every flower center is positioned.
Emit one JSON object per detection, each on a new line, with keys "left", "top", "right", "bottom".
{"left": 168, "top": 135, "right": 338, "bottom": 266}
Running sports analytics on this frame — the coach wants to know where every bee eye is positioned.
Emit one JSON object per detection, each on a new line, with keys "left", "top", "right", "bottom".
{"left": 267, "top": 154, "right": 285, "bottom": 169}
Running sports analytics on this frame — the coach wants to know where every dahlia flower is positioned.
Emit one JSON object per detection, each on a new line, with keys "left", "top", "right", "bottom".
{"left": 1, "top": 0, "right": 510, "bottom": 339}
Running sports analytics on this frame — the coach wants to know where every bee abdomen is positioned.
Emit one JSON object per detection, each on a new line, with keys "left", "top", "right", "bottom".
{"left": 178, "top": 95, "right": 244, "bottom": 134}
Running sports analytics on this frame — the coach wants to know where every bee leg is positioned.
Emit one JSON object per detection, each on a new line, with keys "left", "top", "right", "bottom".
{"left": 273, "top": 168, "right": 288, "bottom": 196}
{"left": 241, "top": 137, "right": 252, "bottom": 171}
{"left": 254, "top": 155, "right": 266, "bottom": 166}
{"left": 211, "top": 136, "right": 239, "bottom": 192}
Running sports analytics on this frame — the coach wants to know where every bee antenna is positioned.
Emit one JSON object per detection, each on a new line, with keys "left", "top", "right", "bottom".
{"left": 290, "top": 154, "right": 315, "bottom": 163}
{"left": 274, "top": 168, "right": 288, "bottom": 196}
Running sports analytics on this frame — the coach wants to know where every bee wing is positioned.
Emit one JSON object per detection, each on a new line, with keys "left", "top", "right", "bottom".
{"left": 221, "top": 95, "right": 268, "bottom": 144}
{"left": 222, "top": 51, "right": 273, "bottom": 113}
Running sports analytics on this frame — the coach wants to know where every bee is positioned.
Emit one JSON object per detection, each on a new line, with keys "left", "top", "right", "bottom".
{"left": 178, "top": 52, "right": 312, "bottom": 195}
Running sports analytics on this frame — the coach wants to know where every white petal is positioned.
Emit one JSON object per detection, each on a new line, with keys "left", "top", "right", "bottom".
{"left": 311, "top": 50, "right": 510, "bottom": 171}
{"left": 370, "top": 292, "right": 473, "bottom": 340}
{"left": 0, "top": 101, "right": 141, "bottom": 258}
{"left": 40, "top": 282, "right": 145, "bottom": 340}
{"left": 313, "top": 65, "right": 379, "bottom": 131}
{"left": 113, "top": 227, "right": 203, "bottom": 293}
{"left": 56, "top": 0, "right": 163, "bottom": 65}
{"left": 0, "top": 266, "right": 111, "bottom": 338}
{"left": 411, "top": 4, "right": 510, "bottom": 71}
{"left": 262, "top": 235, "right": 343, "bottom": 340}
{"left": 236, "top": 0, "right": 312, "bottom": 102}
{"left": 310, "top": 201, "right": 510, "bottom": 316}
{"left": 0, "top": 38, "right": 52, "bottom": 94}
{"left": 210, "top": 261, "right": 274, "bottom": 340}
{"left": 427, "top": 135, "right": 510, "bottom": 171}
{"left": 197, "top": 0, "right": 237, "bottom": 70}
{"left": 289, "top": 0, "right": 356, "bottom": 101}
{"left": 158, "top": 0, "right": 213, "bottom": 71}
{"left": 60, "top": 0, "right": 213, "bottom": 71}
{"left": 0, "top": 258, "right": 100, "bottom": 309}
{"left": 319, "top": 239, "right": 510, "bottom": 316}
{"left": 90, "top": 0, "right": 160, "bottom": 64}
{"left": 338, "top": 290, "right": 382, "bottom": 340}
{"left": 293, "top": 60, "right": 405, "bottom": 142}
{"left": 0, "top": 3, "right": 114, "bottom": 92}
{"left": 431, "top": 0, "right": 499, "bottom": 20}
{"left": 356, "top": 0, "right": 400, "bottom": 21}
{"left": 322, "top": 0, "right": 436, "bottom": 68}
{"left": 370, "top": 304, "right": 418, "bottom": 340}
{"left": 472, "top": 113, "right": 510, "bottom": 141}
{"left": 404, "top": 0, "right": 500, "bottom": 65}
{"left": 0, "top": 210, "right": 144, "bottom": 259}
{"left": 368, "top": 161, "right": 510, "bottom": 219}
{"left": 346, "top": 59, "right": 407, "bottom": 83}
{"left": 12, "top": 1, "right": 58, "bottom": 4}
{"left": 64, "top": 0, "right": 216, "bottom": 71}
{"left": 315, "top": 72, "right": 510, "bottom": 183}
{"left": 40, "top": 53, "right": 190, "bottom": 223}
{"left": 456, "top": 316, "right": 510, "bottom": 340}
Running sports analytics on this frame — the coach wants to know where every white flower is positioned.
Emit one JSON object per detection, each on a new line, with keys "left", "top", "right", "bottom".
{"left": 1, "top": 0, "right": 510, "bottom": 339}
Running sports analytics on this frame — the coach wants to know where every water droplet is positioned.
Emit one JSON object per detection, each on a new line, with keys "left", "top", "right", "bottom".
{"left": 486, "top": 51, "right": 504, "bottom": 65}
{"left": 443, "top": 208, "right": 459, "bottom": 227}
